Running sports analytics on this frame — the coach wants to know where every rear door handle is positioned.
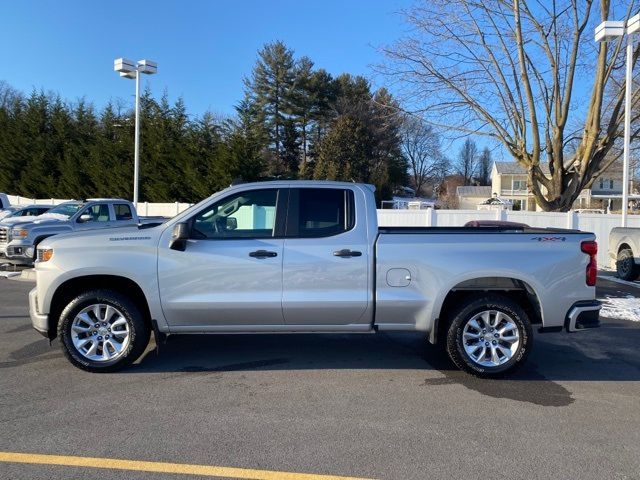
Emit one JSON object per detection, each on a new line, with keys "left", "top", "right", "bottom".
{"left": 249, "top": 250, "right": 278, "bottom": 258}
{"left": 333, "top": 249, "right": 362, "bottom": 258}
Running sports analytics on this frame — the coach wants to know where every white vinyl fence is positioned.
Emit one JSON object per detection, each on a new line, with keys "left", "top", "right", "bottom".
{"left": 7, "top": 195, "right": 193, "bottom": 218}
{"left": 377, "top": 208, "right": 638, "bottom": 266}
{"left": 6, "top": 194, "right": 633, "bottom": 266}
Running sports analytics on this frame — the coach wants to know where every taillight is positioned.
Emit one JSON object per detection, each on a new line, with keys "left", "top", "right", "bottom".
{"left": 581, "top": 240, "right": 597, "bottom": 286}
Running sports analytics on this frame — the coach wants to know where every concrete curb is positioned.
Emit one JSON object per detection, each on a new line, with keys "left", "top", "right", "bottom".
{"left": 7, "top": 268, "right": 36, "bottom": 282}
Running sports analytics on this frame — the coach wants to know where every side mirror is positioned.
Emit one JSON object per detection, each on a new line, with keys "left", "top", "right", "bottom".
{"left": 78, "top": 213, "right": 92, "bottom": 223}
{"left": 170, "top": 222, "right": 190, "bottom": 251}
{"left": 226, "top": 217, "right": 237, "bottom": 231}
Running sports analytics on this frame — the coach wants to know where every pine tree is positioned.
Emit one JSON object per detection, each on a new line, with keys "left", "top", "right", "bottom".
{"left": 244, "top": 41, "right": 297, "bottom": 176}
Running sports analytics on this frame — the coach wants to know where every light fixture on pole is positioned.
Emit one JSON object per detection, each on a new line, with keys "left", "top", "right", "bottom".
{"left": 113, "top": 58, "right": 158, "bottom": 209}
{"left": 595, "top": 14, "right": 639, "bottom": 227}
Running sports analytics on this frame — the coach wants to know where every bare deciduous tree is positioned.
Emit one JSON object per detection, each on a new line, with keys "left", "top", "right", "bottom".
{"left": 381, "top": 0, "right": 640, "bottom": 211}
{"left": 401, "top": 116, "right": 448, "bottom": 194}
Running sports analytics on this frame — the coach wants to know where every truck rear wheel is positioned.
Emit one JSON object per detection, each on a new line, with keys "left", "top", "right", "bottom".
{"left": 57, "top": 289, "right": 150, "bottom": 373}
{"left": 445, "top": 294, "right": 532, "bottom": 378}
{"left": 616, "top": 248, "right": 640, "bottom": 281}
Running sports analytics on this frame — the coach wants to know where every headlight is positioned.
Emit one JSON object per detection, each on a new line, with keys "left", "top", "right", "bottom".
{"left": 12, "top": 228, "right": 28, "bottom": 238}
{"left": 38, "top": 248, "right": 54, "bottom": 262}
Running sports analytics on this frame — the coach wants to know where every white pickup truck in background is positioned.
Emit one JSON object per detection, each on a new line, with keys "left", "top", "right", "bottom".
{"left": 609, "top": 227, "right": 640, "bottom": 280}
{"left": 30, "top": 181, "right": 601, "bottom": 377}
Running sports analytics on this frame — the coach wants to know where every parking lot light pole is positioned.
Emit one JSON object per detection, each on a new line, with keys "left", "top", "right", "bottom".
{"left": 596, "top": 14, "right": 639, "bottom": 227}
{"left": 113, "top": 58, "right": 158, "bottom": 209}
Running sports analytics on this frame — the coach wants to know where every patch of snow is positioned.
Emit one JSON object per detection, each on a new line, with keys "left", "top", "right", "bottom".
{"left": 0, "top": 271, "right": 20, "bottom": 278}
{"left": 599, "top": 295, "right": 640, "bottom": 322}
{"left": 32, "top": 213, "right": 68, "bottom": 221}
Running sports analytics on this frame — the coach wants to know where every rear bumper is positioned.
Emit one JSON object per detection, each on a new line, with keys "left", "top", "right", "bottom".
{"left": 29, "top": 287, "right": 49, "bottom": 337}
{"left": 565, "top": 300, "right": 601, "bottom": 332}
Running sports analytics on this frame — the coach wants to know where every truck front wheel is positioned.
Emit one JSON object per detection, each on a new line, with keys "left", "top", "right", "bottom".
{"left": 57, "top": 289, "right": 150, "bottom": 373}
{"left": 446, "top": 295, "right": 532, "bottom": 378}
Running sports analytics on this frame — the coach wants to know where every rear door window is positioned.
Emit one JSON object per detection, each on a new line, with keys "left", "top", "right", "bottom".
{"left": 114, "top": 204, "right": 133, "bottom": 221}
{"left": 286, "top": 188, "right": 355, "bottom": 238}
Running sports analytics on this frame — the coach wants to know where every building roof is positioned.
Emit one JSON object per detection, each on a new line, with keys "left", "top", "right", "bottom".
{"left": 456, "top": 185, "right": 492, "bottom": 197}
{"left": 494, "top": 162, "right": 550, "bottom": 175}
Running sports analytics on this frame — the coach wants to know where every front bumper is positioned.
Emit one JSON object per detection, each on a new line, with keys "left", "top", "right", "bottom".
{"left": 565, "top": 300, "right": 601, "bottom": 332}
{"left": 5, "top": 243, "right": 35, "bottom": 265}
{"left": 29, "top": 287, "right": 49, "bottom": 337}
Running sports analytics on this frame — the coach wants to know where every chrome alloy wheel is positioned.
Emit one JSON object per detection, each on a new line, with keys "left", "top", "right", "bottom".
{"left": 462, "top": 310, "right": 520, "bottom": 367}
{"left": 70, "top": 304, "right": 130, "bottom": 362}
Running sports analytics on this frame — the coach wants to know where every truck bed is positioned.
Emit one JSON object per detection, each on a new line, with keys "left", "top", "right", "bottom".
{"left": 378, "top": 226, "right": 582, "bottom": 234}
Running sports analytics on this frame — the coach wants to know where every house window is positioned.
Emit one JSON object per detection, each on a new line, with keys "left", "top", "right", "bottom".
{"left": 513, "top": 180, "right": 526, "bottom": 191}
{"left": 513, "top": 199, "right": 523, "bottom": 211}
{"left": 610, "top": 179, "right": 614, "bottom": 189}
{"left": 599, "top": 179, "right": 604, "bottom": 189}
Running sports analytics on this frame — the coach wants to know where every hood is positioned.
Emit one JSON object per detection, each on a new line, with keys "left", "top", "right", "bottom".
{"left": 43, "top": 223, "right": 166, "bottom": 250}
{"left": 12, "top": 215, "right": 71, "bottom": 230}
{"left": 31, "top": 213, "right": 71, "bottom": 222}
{"left": 0, "top": 216, "right": 38, "bottom": 227}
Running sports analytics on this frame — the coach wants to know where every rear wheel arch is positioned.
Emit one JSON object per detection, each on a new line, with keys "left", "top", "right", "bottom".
{"left": 618, "top": 242, "right": 633, "bottom": 255}
{"left": 431, "top": 277, "right": 542, "bottom": 344}
{"left": 48, "top": 275, "right": 152, "bottom": 340}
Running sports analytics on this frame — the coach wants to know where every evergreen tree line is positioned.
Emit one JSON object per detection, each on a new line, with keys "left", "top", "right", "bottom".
{"left": 0, "top": 41, "right": 410, "bottom": 203}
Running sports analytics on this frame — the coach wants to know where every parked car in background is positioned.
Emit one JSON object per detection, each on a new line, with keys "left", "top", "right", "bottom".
{"left": 1, "top": 205, "right": 53, "bottom": 221}
{"left": 609, "top": 227, "right": 640, "bottom": 280}
{"left": 575, "top": 209, "right": 605, "bottom": 214}
{"left": 0, "top": 206, "right": 20, "bottom": 220}
{"left": 0, "top": 205, "right": 54, "bottom": 260}
{"left": 0, "top": 193, "right": 10, "bottom": 211}
{"left": 1, "top": 199, "right": 152, "bottom": 265}
{"left": 30, "top": 181, "right": 600, "bottom": 377}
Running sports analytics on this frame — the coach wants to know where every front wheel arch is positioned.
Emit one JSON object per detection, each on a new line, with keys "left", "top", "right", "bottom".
{"left": 48, "top": 275, "right": 152, "bottom": 341}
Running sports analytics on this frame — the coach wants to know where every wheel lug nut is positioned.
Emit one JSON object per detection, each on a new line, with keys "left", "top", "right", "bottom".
{"left": 490, "top": 328, "right": 494, "bottom": 332}
{"left": 102, "top": 323, "right": 107, "bottom": 327}
{"left": 106, "top": 335, "right": 110, "bottom": 339}
{"left": 492, "top": 340, "right": 497, "bottom": 345}
{"left": 494, "top": 333, "right": 499, "bottom": 338}
{"left": 485, "top": 342, "right": 489, "bottom": 347}
{"left": 98, "top": 336, "right": 102, "bottom": 340}
{"left": 108, "top": 328, "right": 111, "bottom": 332}
{"left": 482, "top": 329, "right": 486, "bottom": 334}
{"left": 94, "top": 324, "right": 99, "bottom": 328}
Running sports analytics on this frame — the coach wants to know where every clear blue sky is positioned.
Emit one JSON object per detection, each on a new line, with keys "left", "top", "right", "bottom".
{"left": 1, "top": 0, "right": 412, "bottom": 117}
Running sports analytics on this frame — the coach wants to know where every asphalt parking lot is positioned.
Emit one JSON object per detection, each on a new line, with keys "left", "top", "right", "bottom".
{"left": 1, "top": 278, "right": 639, "bottom": 480}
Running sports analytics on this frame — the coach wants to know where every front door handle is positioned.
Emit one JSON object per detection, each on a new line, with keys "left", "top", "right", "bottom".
{"left": 249, "top": 250, "right": 278, "bottom": 258}
{"left": 333, "top": 249, "right": 362, "bottom": 258}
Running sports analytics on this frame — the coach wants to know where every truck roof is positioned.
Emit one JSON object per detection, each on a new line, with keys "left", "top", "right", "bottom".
{"left": 85, "top": 198, "right": 129, "bottom": 202}
{"left": 225, "top": 180, "right": 375, "bottom": 191}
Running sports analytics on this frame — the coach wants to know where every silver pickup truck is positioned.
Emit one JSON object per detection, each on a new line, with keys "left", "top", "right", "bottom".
{"left": 1, "top": 199, "right": 154, "bottom": 265}
{"left": 29, "top": 181, "right": 601, "bottom": 377}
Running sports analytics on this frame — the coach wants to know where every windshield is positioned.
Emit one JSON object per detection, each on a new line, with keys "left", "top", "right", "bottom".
{"left": 46, "top": 203, "right": 83, "bottom": 218}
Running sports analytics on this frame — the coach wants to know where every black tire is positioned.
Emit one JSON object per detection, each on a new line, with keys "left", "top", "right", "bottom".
{"left": 616, "top": 248, "right": 640, "bottom": 281}
{"left": 57, "top": 289, "right": 150, "bottom": 373}
{"left": 445, "top": 294, "right": 533, "bottom": 378}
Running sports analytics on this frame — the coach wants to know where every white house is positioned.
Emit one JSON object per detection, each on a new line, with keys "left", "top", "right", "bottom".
{"left": 457, "top": 161, "right": 624, "bottom": 211}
